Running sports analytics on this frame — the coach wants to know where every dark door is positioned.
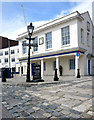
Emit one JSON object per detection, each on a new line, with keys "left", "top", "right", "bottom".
{"left": 88, "top": 60, "right": 90, "bottom": 75}
{"left": 21, "top": 66, "right": 23, "bottom": 74}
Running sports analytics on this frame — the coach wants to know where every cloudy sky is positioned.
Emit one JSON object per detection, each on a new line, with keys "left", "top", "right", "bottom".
{"left": 0, "top": 0, "right": 94, "bottom": 40}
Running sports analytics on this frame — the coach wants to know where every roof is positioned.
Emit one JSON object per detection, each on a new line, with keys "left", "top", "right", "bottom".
{"left": 17, "top": 11, "right": 84, "bottom": 39}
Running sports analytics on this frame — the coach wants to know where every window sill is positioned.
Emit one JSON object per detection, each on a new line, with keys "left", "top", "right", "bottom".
{"left": 61, "top": 44, "right": 70, "bottom": 48}
{"left": 45, "top": 48, "right": 53, "bottom": 51}
{"left": 33, "top": 51, "right": 38, "bottom": 54}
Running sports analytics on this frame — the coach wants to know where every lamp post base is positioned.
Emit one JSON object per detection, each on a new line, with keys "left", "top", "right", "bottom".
{"left": 31, "top": 79, "right": 44, "bottom": 82}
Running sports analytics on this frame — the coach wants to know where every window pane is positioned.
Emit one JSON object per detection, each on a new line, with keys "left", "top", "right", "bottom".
{"left": 33, "top": 37, "right": 38, "bottom": 51}
{"left": 46, "top": 32, "right": 52, "bottom": 49}
{"left": 22, "top": 41, "right": 27, "bottom": 54}
{"left": 70, "top": 59, "right": 75, "bottom": 70}
{"left": 62, "top": 26, "right": 70, "bottom": 45}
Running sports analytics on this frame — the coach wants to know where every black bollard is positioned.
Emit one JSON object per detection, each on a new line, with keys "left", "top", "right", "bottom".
{"left": 54, "top": 68, "right": 59, "bottom": 81}
{"left": 2, "top": 68, "right": 6, "bottom": 82}
{"left": 77, "top": 69, "right": 80, "bottom": 78}
{"left": 11, "top": 72, "right": 13, "bottom": 78}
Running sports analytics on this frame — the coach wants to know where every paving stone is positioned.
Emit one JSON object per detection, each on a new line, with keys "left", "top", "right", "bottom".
{"left": 16, "top": 108, "right": 24, "bottom": 112}
{"left": 12, "top": 113, "right": 20, "bottom": 117}
{"left": 2, "top": 102, "right": 7, "bottom": 105}
{"left": 27, "top": 115, "right": 34, "bottom": 119}
{"left": 21, "top": 111, "right": 30, "bottom": 117}
{"left": 52, "top": 111, "right": 61, "bottom": 117}
{"left": 32, "top": 112, "right": 45, "bottom": 118}
{"left": 59, "top": 115, "right": 69, "bottom": 119}
{"left": 33, "top": 106, "right": 40, "bottom": 111}
{"left": 61, "top": 110, "right": 70, "bottom": 115}
{"left": 37, "top": 109, "right": 46, "bottom": 115}
{"left": 22, "top": 106, "right": 31, "bottom": 110}
{"left": 68, "top": 113, "right": 81, "bottom": 118}
{"left": 55, "top": 107, "right": 63, "bottom": 112}
{"left": 43, "top": 102, "right": 49, "bottom": 106}
{"left": 43, "top": 113, "right": 52, "bottom": 118}
{"left": 44, "top": 108, "right": 54, "bottom": 113}
{"left": 81, "top": 113, "right": 93, "bottom": 118}
{"left": 47, "top": 104, "right": 57, "bottom": 110}
{"left": 4, "top": 104, "right": 10, "bottom": 108}
{"left": 24, "top": 102, "right": 31, "bottom": 106}
{"left": 7, "top": 107, "right": 13, "bottom": 110}
{"left": 19, "top": 104, "right": 25, "bottom": 108}
{"left": 87, "top": 111, "right": 94, "bottom": 116}
{"left": 70, "top": 109, "right": 82, "bottom": 114}
{"left": 27, "top": 108, "right": 35, "bottom": 113}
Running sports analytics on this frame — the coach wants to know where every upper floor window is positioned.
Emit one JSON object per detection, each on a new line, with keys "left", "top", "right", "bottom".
{"left": 11, "top": 50, "right": 15, "bottom": 54}
{"left": 81, "top": 28, "right": 84, "bottom": 43}
{"left": 11, "top": 58, "right": 15, "bottom": 62}
{"left": 69, "top": 59, "right": 75, "bottom": 70}
{"left": 46, "top": 32, "right": 52, "bottom": 49}
{"left": 33, "top": 37, "right": 38, "bottom": 51}
{"left": 53, "top": 61, "right": 56, "bottom": 70}
{"left": 5, "top": 58, "right": 8, "bottom": 63}
{"left": 0, "top": 52, "right": 3, "bottom": 56}
{"left": 22, "top": 41, "right": 27, "bottom": 54}
{"left": 87, "top": 21, "right": 90, "bottom": 31}
{"left": 5, "top": 51, "right": 8, "bottom": 55}
{"left": 62, "top": 26, "right": 70, "bottom": 45}
{"left": 87, "top": 32, "right": 90, "bottom": 45}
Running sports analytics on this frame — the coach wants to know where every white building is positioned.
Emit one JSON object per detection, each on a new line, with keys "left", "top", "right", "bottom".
{"left": 13, "top": 11, "right": 94, "bottom": 79}
{"left": 0, "top": 45, "right": 20, "bottom": 72}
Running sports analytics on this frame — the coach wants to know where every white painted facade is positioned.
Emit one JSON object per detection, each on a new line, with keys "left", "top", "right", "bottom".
{"left": 16, "top": 11, "right": 94, "bottom": 79}
{"left": 1, "top": 11, "right": 93, "bottom": 79}
{"left": 0, "top": 45, "right": 20, "bottom": 72}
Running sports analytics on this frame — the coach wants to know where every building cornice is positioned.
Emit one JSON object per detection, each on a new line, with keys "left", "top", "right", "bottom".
{"left": 19, "top": 47, "right": 87, "bottom": 61}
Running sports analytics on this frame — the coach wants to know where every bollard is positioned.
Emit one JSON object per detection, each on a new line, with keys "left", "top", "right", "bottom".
{"left": 11, "top": 72, "right": 13, "bottom": 78}
{"left": 54, "top": 68, "right": 59, "bottom": 81}
{"left": 77, "top": 69, "right": 80, "bottom": 78}
{"left": 2, "top": 69, "right": 6, "bottom": 82}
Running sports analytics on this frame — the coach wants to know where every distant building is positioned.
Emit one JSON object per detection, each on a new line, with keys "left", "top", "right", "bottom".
{"left": 0, "top": 36, "right": 18, "bottom": 49}
{"left": 0, "top": 36, "right": 19, "bottom": 72}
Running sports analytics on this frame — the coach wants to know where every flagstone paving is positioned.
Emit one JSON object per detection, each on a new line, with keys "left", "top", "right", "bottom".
{"left": 1, "top": 76, "right": 94, "bottom": 119}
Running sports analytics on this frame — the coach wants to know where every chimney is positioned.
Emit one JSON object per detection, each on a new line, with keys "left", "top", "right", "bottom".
{"left": 92, "top": 1, "right": 94, "bottom": 25}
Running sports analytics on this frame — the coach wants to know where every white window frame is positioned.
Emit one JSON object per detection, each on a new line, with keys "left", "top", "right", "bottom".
{"left": 46, "top": 32, "right": 52, "bottom": 49}
{"left": 62, "top": 26, "right": 70, "bottom": 45}
{"left": 33, "top": 37, "right": 38, "bottom": 52}
{"left": 69, "top": 59, "right": 75, "bottom": 70}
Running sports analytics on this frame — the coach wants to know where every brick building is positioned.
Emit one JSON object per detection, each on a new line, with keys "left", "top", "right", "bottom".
{"left": 0, "top": 36, "right": 18, "bottom": 49}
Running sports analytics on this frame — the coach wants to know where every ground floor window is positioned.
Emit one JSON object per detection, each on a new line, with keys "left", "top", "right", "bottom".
{"left": 12, "top": 67, "right": 16, "bottom": 72}
{"left": 44, "top": 62, "right": 46, "bottom": 71}
{"left": 53, "top": 61, "right": 56, "bottom": 70}
{"left": 69, "top": 59, "right": 75, "bottom": 70}
{"left": 18, "top": 67, "right": 20, "bottom": 73}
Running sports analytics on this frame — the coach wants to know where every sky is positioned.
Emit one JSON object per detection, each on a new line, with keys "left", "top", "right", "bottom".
{"left": 0, "top": 0, "right": 94, "bottom": 40}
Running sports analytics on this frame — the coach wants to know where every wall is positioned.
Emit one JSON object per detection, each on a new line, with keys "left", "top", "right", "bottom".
{"left": 0, "top": 46, "right": 19, "bottom": 69}
{"left": 78, "top": 12, "right": 93, "bottom": 75}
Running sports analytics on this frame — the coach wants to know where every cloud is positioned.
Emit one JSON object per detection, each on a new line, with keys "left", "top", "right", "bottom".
{"left": 54, "top": 1, "right": 93, "bottom": 19}
{"left": 0, "top": 1, "right": 94, "bottom": 40}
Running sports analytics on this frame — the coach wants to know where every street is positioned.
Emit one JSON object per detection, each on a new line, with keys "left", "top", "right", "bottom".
{"left": 1, "top": 76, "right": 94, "bottom": 119}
